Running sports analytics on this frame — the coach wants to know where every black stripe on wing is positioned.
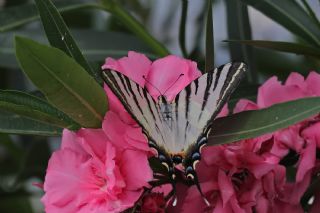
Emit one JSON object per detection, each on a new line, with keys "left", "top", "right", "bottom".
{"left": 176, "top": 62, "right": 246, "bottom": 137}
{"left": 102, "top": 69, "right": 166, "bottom": 145}
{"left": 203, "top": 62, "right": 247, "bottom": 133}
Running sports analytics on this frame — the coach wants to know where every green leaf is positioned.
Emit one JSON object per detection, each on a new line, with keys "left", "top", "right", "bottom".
{"left": 0, "top": 90, "right": 80, "bottom": 130}
{"left": 0, "top": 110, "right": 62, "bottom": 136}
{"left": 240, "top": 0, "right": 320, "bottom": 46}
{"left": 100, "top": 0, "right": 170, "bottom": 57}
{"left": 225, "top": 0, "right": 256, "bottom": 83}
{"left": 34, "top": 0, "right": 97, "bottom": 81}
{"left": 15, "top": 36, "right": 108, "bottom": 128}
{"left": 0, "top": 29, "right": 155, "bottom": 69}
{"left": 300, "top": 0, "right": 320, "bottom": 30}
{"left": 208, "top": 97, "right": 320, "bottom": 145}
{"left": 205, "top": 0, "right": 214, "bottom": 73}
{"left": 0, "top": 0, "right": 98, "bottom": 32}
{"left": 226, "top": 40, "right": 320, "bottom": 58}
{"left": 179, "top": 0, "right": 188, "bottom": 57}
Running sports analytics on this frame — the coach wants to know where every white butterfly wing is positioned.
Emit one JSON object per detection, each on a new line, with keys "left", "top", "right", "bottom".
{"left": 102, "top": 62, "right": 246, "bottom": 153}
{"left": 102, "top": 70, "right": 173, "bottom": 150}
{"left": 170, "top": 62, "right": 246, "bottom": 151}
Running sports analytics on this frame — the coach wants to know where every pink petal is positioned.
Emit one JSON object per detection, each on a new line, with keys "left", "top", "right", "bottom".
{"left": 255, "top": 195, "right": 269, "bottom": 213}
{"left": 296, "top": 140, "right": 316, "bottom": 182}
{"left": 218, "top": 169, "right": 235, "bottom": 207}
{"left": 306, "top": 71, "right": 320, "bottom": 96}
{"left": 285, "top": 72, "right": 305, "bottom": 88}
{"left": 257, "top": 76, "right": 305, "bottom": 107}
{"left": 103, "top": 112, "right": 132, "bottom": 150}
{"left": 217, "top": 104, "right": 229, "bottom": 118}
{"left": 61, "top": 129, "right": 85, "bottom": 155}
{"left": 120, "top": 149, "right": 152, "bottom": 190}
{"left": 102, "top": 51, "right": 152, "bottom": 87}
{"left": 281, "top": 170, "right": 312, "bottom": 204}
{"left": 76, "top": 128, "right": 108, "bottom": 160}
{"left": 234, "top": 99, "right": 258, "bottom": 113}
{"left": 302, "top": 122, "right": 320, "bottom": 148}
{"left": 146, "top": 55, "right": 201, "bottom": 100}
{"left": 42, "top": 149, "right": 91, "bottom": 208}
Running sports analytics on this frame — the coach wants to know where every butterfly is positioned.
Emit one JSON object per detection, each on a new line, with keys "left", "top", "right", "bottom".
{"left": 102, "top": 62, "right": 246, "bottom": 205}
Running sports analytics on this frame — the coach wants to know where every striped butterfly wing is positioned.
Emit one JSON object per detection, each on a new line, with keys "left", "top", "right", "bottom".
{"left": 170, "top": 62, "right": 246, "bottom": 152}
{"left": 102, "top": 62, "right": 246, "bottom": 154}
{"left": 102, "top": 69, "right": 172, "bottom": 151}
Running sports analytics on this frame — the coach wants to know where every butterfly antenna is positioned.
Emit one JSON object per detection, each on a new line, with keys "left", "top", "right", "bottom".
{"left": 163, "top": 73, "right": 185, "bottom": 96}
{"left": 195, "top": 179, "right": 211, "bottom": 207}
{"left": 142, "top": 75, "right": 163, "bottom": 96}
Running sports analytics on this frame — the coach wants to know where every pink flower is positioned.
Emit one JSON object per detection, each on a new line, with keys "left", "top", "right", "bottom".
{"left": 171, "top": 145, "right": 289, "bottom": 213}
{"left": 233, "top": 72, "right": 320, "bottom": 211}
{"left": 42, "top": 51, "right": 203, "bottom": 213}
{"left": 237, "top": 72, "right": 319, "bottom": 171}
{"left": 42, "top": 129, "right": 152, "bottom": 213}
{"left": 169, "top": 72, "right": 320, "bottom": 212}
{"left": 102, "top": 51, "right": 202, "bottom": 103}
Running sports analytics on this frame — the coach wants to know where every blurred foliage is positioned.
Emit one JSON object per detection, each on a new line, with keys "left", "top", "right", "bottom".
{"left": 0, "top": 0, "right": 319, "bottom": 212}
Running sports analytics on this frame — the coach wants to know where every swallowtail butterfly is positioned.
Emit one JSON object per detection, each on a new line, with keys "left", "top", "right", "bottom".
{"left": 102, "top": 62, "right": 246, "bottom": 205}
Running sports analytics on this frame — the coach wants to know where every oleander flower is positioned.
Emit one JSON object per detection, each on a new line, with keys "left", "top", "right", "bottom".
{"left": 102, "top": 51, "right": 202, "bottom": 103}
{"left": 234, "top": 72, "right": 320, "bottom": 206}
{"left": 42, "top": 51, "right": 204, "bottom": 213}
{"left": 41, "top": 129, "right": 152, "bottom": 213}
{"left": 169, "top": 72, "right": 320, "bottom": 213}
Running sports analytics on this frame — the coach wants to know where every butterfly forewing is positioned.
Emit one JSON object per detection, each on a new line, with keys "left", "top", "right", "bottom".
{"left": 102, "top": 70, "right": 171, "bottom": 149}
{"left": 169, "top": 62, "right": 246, "bottom": 151}
{"left": 102, "top": 62, "right": 246, "bottom": 154}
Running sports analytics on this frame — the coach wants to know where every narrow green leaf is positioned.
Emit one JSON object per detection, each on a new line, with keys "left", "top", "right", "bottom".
{"left": 240, "top": 0, "right": 320, "bottom": 46}
{"left": 15, "top": 36, "right": 108, "bottom": 128}
{"left": 0, "top": 110, "right": 62, "bottom": 136}
{"left": 100, "top": 0, "right": 170, "bottom": 57}
{"left": 0, "top": 29, "right": 155, "bottom": 69}
{"left": 205, "top": 0, "right": 214, "bottom": 73}
{"left": 34, "top": 0, "right": 97, "bottom": 81}
{"left": 0, "top": 90, "right": 80, "bottom": 130}
{"left": 0, "top": 1, "right": 98, "bottom": 32}
{"left": 225, "top": 0, "right": 256, "bottom": 83}
{"left": 179, "top": 0, "right": 188, "bottom": 57}
{"left": 300, "top": 0, "right": 320, "bottom": 29}
{"left": 226, "top": 40, "right": 320, "bottom": 58}
{"left": 208, "top": 97, "right": 320, "bottom": 145}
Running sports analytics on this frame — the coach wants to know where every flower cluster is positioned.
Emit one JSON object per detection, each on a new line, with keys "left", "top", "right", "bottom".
{"left": 170, "top": 72, "right": 320, "bottom": 213}
{"left": 41, "top": 52, "right": 320, "bottom": 213}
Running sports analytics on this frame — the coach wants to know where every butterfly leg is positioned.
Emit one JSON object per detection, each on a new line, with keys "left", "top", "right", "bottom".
{"left": 148, "top": 140, "right": 178, "bottom": 205}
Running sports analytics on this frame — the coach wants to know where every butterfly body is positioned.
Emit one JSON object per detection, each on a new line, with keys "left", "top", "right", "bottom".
{"left": 102, "top": 62, "right": 247, "bottom": 202}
